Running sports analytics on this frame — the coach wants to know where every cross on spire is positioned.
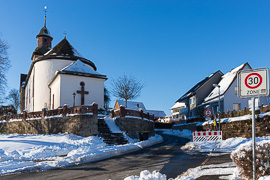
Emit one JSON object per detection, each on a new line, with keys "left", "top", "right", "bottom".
{"left": 77, "top": 81, "right": 89, "bottom": 105}
{"left": 44, "top": 6, "right": 47, "bottom": 27}
{"left": 63, "top": 31, "right": 67, "bottom": 39}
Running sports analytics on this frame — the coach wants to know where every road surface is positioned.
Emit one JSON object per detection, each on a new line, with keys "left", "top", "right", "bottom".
{"left": 1, "top": 132, "right": 207, "bottom": 180}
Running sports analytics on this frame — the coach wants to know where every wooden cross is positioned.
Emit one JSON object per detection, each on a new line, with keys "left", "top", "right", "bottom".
{"left": 77, "top": 82, "right": 89, "bottom": 105}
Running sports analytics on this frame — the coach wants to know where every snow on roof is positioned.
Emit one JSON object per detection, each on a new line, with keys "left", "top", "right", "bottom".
{"left": 177, "top": 71, "right": 223, "bottom": 102}
{"left": 44, "top": 38, "right": 81, "bottom": 57}
{"left": 116, "top": 100, "right": 147, "bottom": 111}
{"left": 61, "top": 60, "right": 100, "bottom": 75}
{"left": 170, "top": 102, "right": 186, "bottom": 109}
{"left": 198, "top": 95, "right": 224, "bottom": 107}
{"left": 147, "top": 110, "right": 166, "bottom": 118}
{"left": 204, "top": 63, "right": 248, "bottom": 102}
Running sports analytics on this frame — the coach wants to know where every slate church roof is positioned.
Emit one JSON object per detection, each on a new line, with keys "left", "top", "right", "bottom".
{"left": 37, "top": 26, "right": 51, "bottom": 37}
{"left": 37, "top": 38, "right": 97, "bottom": 71}
{"left": 33, "top": 46, "right": 51, "bottom": 57}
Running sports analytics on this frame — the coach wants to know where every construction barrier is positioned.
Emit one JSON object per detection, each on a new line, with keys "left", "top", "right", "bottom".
{"left": 193, "top": 130, "right": 222, "bottom": 142}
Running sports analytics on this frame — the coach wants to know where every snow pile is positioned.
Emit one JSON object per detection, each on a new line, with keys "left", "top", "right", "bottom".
{"left": 231, "top": 137, "right": 270, "bottom": 179}
{"left": 181, "top": 137, "right": 252, "bottom": 153}
{"left": 259, "top": 175, "right": 270, "bottom": 180}
{"left": 124, "top": 170, "right": 166, "bottom": 180}
{"left": 162, "top": 129, "right": 192, "bottom": 140}
{"left": 260, "top": 111, "right": 270, "bottom": 118}
{"left": 0, "top": 133, "right": 163, "bottom": 175}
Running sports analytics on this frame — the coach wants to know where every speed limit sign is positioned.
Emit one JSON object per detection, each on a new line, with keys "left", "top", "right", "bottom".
{"left": 204, "top": 109, "right": 212, "bottom": 117}
{"left": 238, "top": 68, "right": 269, "bottom": 98}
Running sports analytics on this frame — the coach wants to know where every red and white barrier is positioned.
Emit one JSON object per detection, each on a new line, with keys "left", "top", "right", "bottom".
{"left": 193, "top": 130, "right": 222, "bottom": 142}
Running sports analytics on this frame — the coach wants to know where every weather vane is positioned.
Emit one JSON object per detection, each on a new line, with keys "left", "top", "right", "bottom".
{"left": 44, "top": 6, "right": 47, "bottom": 17}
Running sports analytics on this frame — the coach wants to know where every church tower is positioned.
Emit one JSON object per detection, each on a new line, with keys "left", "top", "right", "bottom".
{"left": 31, "top": 8, "right": 53, "bottom": 60}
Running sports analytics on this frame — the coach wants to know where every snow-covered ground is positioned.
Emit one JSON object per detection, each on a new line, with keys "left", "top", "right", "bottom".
{"left": 126, "top": 128, "right": 270, "bottom": 180}
{"left": 2, "top": 126, "right": 270, "bottom": 179}
{"left": 0, "top": 133, "right": 163, "bottom": 176}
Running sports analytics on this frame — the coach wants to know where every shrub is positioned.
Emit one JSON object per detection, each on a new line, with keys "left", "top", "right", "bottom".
{"left": 231, "top": 140, "right": 270, "bottom": 179}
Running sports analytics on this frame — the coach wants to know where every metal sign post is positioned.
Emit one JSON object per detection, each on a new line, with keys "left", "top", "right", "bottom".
{"left": 238, "top": 68, "right": 269, "bottom": 180}
{"left": 251, "top": 97, "right": 256, "bottom": 180}
{"left": 204, "top": 109, "right": 213, "bottom": 129}
{"left": 205, "top": 117, "right": 211, "bottom": 129}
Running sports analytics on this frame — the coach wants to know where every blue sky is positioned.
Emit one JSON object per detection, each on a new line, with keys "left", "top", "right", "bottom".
{"left": 1, "top": 1, "right": 270, "bottom": 114}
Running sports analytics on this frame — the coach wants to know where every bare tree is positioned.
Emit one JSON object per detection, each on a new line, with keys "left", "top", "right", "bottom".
{"left": 111, "top": 75, "right": 144, "bottom": 107}
{"left": 0, "top": 37, "right": 10, "bottom": 98}
{"left": 6, "top": 89, "right": 20, "bottom": 113}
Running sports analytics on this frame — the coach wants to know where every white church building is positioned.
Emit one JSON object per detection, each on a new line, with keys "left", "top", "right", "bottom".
{"left": 20, "top": 15, "right": 107, "bottom": 112}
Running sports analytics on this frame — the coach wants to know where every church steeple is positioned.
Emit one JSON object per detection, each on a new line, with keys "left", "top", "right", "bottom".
{"left": 32, "top": 6, "right": 53, "bottom": 60}
{"left": 36, "top": 6, "right": 53, "bottom": 49}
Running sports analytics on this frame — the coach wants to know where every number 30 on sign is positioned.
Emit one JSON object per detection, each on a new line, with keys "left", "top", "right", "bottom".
{"left": 238, "top": 68, "right": 269, "bottom": 98}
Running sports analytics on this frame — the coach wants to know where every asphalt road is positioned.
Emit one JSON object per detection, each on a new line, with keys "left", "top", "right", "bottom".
{"left": 1, "top": 132, "right": 207, "bottom": 180}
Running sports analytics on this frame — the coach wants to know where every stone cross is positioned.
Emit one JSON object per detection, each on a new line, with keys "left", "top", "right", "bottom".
{"left": 77, "top": 82, "right": 89, "bottom": 105}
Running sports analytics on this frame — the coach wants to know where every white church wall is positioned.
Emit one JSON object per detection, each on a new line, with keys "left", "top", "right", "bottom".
{"left": 25, "top": 68, "right": 34, "bottom": 111}
{"left": 59, "top": 74, "right": 105, "bottom": 109}
{"left": 49, "top": 75, "right": 61, "bottom": 109}
{"left": 33, "top": 59, "right": 74, "bottom": 111}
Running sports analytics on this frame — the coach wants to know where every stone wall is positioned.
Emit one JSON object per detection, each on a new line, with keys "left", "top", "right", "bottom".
{"left": 0, "top": 114, "right": 98, "bottom": 137}
{"left": 115, "top": 117, "right": 155, "bottom": 139}
{"left": 202, "top": 115, "right": 270, "bottom": 139}
{"left": 173, "top": 123, "right": 198, "bottom": 132}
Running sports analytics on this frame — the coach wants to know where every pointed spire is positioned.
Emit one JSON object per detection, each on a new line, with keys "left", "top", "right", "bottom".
{"left": 44, "top": 6, "right": 47, "bottom": 27}
{"left": 37, "top": 6, "right": 52, "bottom": 37}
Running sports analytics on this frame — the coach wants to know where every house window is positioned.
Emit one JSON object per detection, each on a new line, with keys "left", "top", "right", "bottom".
{"left": 233, "top": 103, "right": 241, "bottom": 111}
{"left": 189, "top": 97, "right": 195, "bottom": 105}
{"left": 137, "top": 104, "right": 139, "bottom": 107}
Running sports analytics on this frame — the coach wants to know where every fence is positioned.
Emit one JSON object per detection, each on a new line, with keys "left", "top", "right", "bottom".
{"left": 186, "top": 104, "right": 270, "bottom": 123}
{"left": 110, "top": 106, "right": 154, "bottom": 120}
{"left": 219, "top": 104, "right": 270, "bottom": 118}
{"left": 193, "top": 130, "right": 222, "bottom": 142}
{"left": 0, "top": 103, "right": 98, "bottom": 121}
